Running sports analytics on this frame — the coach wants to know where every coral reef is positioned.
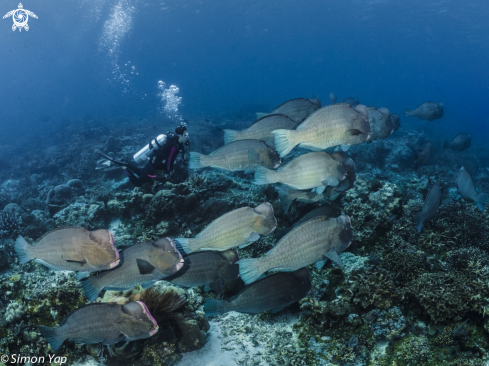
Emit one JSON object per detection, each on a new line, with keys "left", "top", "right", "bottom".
{"left": 1, "top": 117, "right": 489, "bottom": 365}
{"left": 4, "top": 301, "right": 25, "bottom": 323}
{"left": 0, "top": 211, "right": 22, "bottom": 237}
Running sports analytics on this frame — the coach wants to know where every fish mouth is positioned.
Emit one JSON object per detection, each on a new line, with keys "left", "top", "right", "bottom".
{"left": 176, "top": 258, "right": 185, "bottom": 271}
{"left": 135, "top": 301, "right": 158, "bottom": 329}
{"left": 169, "top": 238, "right": 184, "bottom": 263}
{"left": 109, "top": 258, "right": 121, "bottom": 268}
{"left": 149, "top": 325, "right": 159, "bottom": 336}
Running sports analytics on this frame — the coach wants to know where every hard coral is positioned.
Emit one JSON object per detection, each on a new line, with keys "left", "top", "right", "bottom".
{"left": 345, "top": 266, "right": 399, "bottom": 310}
{"left": 382, "top": 249, "right": 427, "bottom": 283}
{"left": 405, "top": 272, "right": 489, "bottom": 323}
{"left": 0, "top": 212, "right": 22, "bottom": 237}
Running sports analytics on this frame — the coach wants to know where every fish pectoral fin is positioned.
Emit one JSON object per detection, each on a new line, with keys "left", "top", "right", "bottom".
{"left": 244, "top": 231, "right": 261, "bottom": 243}
{"left": 340, "top": 144, "right": 351, "bottom": 152}
{"left": 209, "top": 277, "right": 225, "bottom": 293}
{"left": 136, "top": 259, "right": 156, "bottom": 275}
{"left": 102, "top": 334, "right": 126, "bottom": 345}
{"left": 315, "top": 259, "right": 327, "bottom": 270}
{"left": 324, "top": 249, "right": 344, "bottom": 268}
{"left": 114, "top": 340, "right": 127, "bottom": 349}
{"left": 65, "top": 259, "right": 87, "bottom": 265}
{"left": 313, "top": 186, "right": 326, "bottom": 194}
{"left": 34, "top": 258, "right": 61, "bottom": 271}
{"left": 322, "top": 176, "right": 339, "bottom": 187}
{"left": 248, "top": 148, "right": 261, "bottom": 164}
{"left": 270, "top": 306, "right": 286, "bottom": 314}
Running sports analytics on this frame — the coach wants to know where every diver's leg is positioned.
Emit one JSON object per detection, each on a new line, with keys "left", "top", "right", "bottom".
{"left": 123, "top": 163, "right": 154, "bottom": 187}
{"left": 123, "top": 169, "right": 144, "bottom": 187}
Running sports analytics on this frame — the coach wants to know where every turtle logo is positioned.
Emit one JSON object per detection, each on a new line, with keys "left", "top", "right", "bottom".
{"left": 3, "top": 3, "right": 37, "bottom": 32}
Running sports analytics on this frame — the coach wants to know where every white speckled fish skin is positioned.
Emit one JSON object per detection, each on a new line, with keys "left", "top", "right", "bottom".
{"left": 224, "top": 270, "right": 311, "bottom": 314}
{"left": 368, "top": 107, "right": 394, "bottom": 141}
{"left": 296, "top": 104, "right": 370, "bottom": 150}
{"left": 197, "top": 139, "right": 280, "bottom": 171}
{"left": 404, "top": 101, "right": 444, "bottom": 121}
{"left": 24, "top": 227, "right": 119, "bottom": 272}
{"left": 168, "top": 250, "right": 239, "bottom": 287}
{"left": 227, "top": 114, "right": 299, "bottom": 145}
{"left": 272, "top": 104, "right": 370, "bottom": 158}
{"left": 252, "top": 215, "right": 352, "bottom": 273}
{"left": 80, "top": 239, "right": 183, "bottom": 302}
{"left": 456, "top": 167, "right": 487, "bottom": 212}
{"left": 272, "top": 98, "right": 321, "bottom": 121}
{"left": 43, "top": 302, "right": 157, "bottom": 348}
{"left": 178, "top": 202, "right": 276, "bottom": 252}
{"left": 415, "top": 181, "right": 441, "bottom": 231}
{"left": 263, "top": 151, "right": 346, "bottom": 190}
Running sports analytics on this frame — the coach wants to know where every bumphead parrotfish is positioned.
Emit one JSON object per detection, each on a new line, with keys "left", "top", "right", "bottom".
{"left": 15, "top": 227, "right": 120, "bottom": 272}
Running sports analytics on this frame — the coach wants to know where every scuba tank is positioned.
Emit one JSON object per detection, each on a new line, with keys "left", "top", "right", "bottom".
{"left": 133, "top": 134, "right": 167, "bottom": 165}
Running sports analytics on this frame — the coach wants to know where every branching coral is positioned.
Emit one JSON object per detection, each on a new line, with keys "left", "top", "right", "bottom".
{"left": 345, "top": 266, "right": 399, "bottom": 310}
{"left": 0, "top": 212, "right": 22, "bottom": 237}
{"left": 382, "top": 249, "right": 427, "bottom": 283}
{"left": 405, "top": 272, "right": 489, "bottom": 323}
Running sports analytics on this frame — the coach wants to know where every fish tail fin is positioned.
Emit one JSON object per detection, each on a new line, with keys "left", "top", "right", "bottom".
{"left": 254, "top": 166, "right": 275, "bottom": 185}
{"left": 443, "top": 140, "right": 449, "bottom": 149}
{"left": 238, "top": 257, "right": 266, "bottom": 285}
{"left": 414, "top": 212, "right": 423, "bottom": 232}
{"left": 14, "top": 236, "right": 33, "bottom": 265}
{"left": 38, "top": 326, "right": 65, "bottom": 350}
{"left": 477, "top": 193, "right": 487, "bottom": 212}
{"left": 203, "top": 299, "right": 228, "bottom": 316}
{"left": 275, "top": 186, "right": 293, "bottom": 214}
{"left": 404, "top": 108, "right": 414, "bottom": 116}
{"left": 272, "top": 129, "right": 297, "bottom": 157}
{"left": 175, "top": 238, "right": 196, "bottom": 254}
{"left": 223, "top": 129, "right": 237, "bottom": 144}
{"left": 80, "top": 277, "right": 102, "bottom": 302}
{"left": 189, "top": 152, "right": 209, "bottom": 170}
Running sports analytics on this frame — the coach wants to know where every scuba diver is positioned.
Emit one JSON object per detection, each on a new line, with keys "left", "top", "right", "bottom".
{"left": 95, "top": 122, "right": 190, "bottom": 187}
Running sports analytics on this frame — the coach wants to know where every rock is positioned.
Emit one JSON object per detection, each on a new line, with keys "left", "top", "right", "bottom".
{"left": 390, "top": 164, "right": 400, "bottom": 171}
{"left": 46, "top": 184, "right": 73, "bottom": 205}
{"left": 3, "top": 203, "right": 25, "bottom": 216}
{"left": 386, "top": 144, "right": 415, "bottom": 168}
{"left": 153, "top": 190, "right": 173, "bottom": 202}
{"left": 142, "top": 194, "right": 154, "bottom": 204}
{"left": 66, "top": 179, "right": 84, "bottom": 190}
{"left": 173, "top": 313, "right": 207, "bottom": 352}
{"left": 183, "top": 193, "right": 199, "bottom": 211}
{"left": 107, "top": 200, "right": 125, "bottom": 214}
{"left": 156, "top": 221, "right": 170, "bottom": 235}
{"left": 87, "top": 204, "right": 101, "bottom": 220}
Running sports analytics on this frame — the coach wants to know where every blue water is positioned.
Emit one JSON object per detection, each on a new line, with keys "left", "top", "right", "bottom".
{"left": 1, "top": 0, "right": 489, "bottom": 143}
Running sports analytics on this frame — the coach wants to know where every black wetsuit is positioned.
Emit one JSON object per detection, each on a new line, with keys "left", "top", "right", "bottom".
{"left": 124, "top": 133, "right": 185, "bottom": 187}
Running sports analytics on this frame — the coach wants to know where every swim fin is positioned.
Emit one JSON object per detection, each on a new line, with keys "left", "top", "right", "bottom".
{"left": 96, "top": 158, "right": 113, "bottom": 170}
{"left": 94, "top": 149, "right": 128, "bottom": 167}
